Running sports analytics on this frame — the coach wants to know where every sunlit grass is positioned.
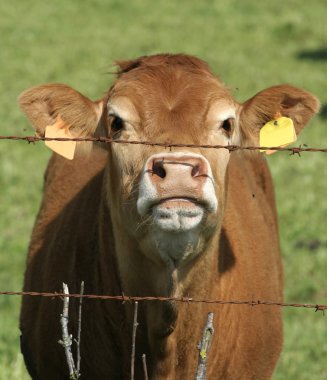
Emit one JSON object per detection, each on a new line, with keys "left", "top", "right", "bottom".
{"left": 0, "top": 353, "right": 30, "bottom": 380}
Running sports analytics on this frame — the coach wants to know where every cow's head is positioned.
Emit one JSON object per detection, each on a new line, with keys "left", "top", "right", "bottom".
{"left": 19, "top": 54, "right": 319, "bottom": 270}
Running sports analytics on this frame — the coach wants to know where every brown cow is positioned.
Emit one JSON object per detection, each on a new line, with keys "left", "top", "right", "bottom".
{"left": 19, "top": 54, "right": 319, "bottom": 380}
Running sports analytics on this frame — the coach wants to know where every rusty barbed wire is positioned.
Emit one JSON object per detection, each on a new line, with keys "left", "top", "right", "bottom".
{"left": 0, "top": 135, "right": 327, "bottom": 153}
{"left": 0, "top": 290, "right": 326, "bottom": 313}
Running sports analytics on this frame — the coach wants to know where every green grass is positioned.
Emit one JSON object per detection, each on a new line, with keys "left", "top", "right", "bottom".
{"left": 0, "top": 1, "right": 326, "bottom": 378}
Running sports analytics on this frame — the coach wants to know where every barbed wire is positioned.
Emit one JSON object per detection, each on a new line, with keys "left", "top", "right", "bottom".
{"left": 0, "top": 290, "right": 326, "bottom": 313}
{"left": 0, "top": 135, "right": 327, "bottom": 153}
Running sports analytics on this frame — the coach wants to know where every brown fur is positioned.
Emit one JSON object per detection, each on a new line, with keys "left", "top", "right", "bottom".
{"left": 19, "top": 54, "right": 319, "bottom": 379}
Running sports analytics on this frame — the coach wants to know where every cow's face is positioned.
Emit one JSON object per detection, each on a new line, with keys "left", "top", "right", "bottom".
{"left": 103, "top": 59, "right": 238, "bottom": 264}
{"left": 19, "top": 54, "right": 319, "bottom": 268}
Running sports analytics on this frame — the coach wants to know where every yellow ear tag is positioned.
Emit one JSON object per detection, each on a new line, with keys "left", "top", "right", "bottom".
{"left": 45, "top": 117, "right": 76, "bottom": 160}
{"left": 260, "top": 116, "right": 297, "bottom": 155}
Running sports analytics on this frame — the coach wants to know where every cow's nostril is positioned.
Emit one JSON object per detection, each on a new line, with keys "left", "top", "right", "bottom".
{"left": 191, "top": 165, "right": 200, "bottom": 177}
{"left": 152, "top": 161, "right": 166, "bottom": 178}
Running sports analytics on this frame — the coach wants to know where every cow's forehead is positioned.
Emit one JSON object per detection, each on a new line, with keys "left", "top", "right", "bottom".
{"left": 107, "top": 65, "right": 236, "bottom": 128}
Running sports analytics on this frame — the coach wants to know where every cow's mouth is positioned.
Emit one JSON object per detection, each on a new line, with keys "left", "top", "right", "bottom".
{"left": 150, "top": 197, "right": 205, "bottom": 231}
{"left": 155, "top": 196, "right": 202, "bottom": 207}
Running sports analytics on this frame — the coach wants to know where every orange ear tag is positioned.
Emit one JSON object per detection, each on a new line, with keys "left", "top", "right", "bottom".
{"left": 260, "top": 117, "right": 297, "bottom": 155}
{"left": 45, "top": 117, "right": 76, "bottom": 160}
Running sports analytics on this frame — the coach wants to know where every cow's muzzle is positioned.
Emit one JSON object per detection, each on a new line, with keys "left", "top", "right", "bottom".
{"left": 137, "top": 153, "right": 217, "bottom": 231}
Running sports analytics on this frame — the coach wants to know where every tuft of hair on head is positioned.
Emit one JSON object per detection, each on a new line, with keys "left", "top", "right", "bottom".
{"left": 115, "top": 53, "right": 213, "bottom": 77}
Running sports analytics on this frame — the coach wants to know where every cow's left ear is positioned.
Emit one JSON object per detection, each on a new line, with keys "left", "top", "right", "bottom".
{"left": 238, "top": 84, "right": 320, "bottom": 145}
{"left": 19, "top": 83, "right": 104, "bottom": 157}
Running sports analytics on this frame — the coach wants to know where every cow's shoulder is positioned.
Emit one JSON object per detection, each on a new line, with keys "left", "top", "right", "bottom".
{"left": 220, "top": 152, "right": 282, "bottom": 296}
{"left": 25, "top": 146, "right": 107, "bottom": 277}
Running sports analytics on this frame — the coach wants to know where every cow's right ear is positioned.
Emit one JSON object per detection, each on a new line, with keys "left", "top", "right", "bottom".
{"left": 19, "top": 84, "right": 103, "bottom": 155}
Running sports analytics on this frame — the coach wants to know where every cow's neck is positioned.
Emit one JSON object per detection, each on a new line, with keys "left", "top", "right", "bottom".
{"left": 109, "top": 217, "right": 220, "bottom": 296}
{"left": 104, "top": 204, "right": 220, "bottom": 323}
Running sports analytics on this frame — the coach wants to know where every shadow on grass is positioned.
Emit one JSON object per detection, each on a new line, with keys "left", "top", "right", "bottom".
{"left": 297, "top": 47, "right": 327, "bottom": 61}
{"left": 294, "top": 238, "right": 327, "bottom": 252}
{"left": 318, "top": 104, "right": 327, "bottom": 120}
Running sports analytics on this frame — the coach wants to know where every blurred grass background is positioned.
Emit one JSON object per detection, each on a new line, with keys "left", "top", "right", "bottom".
{"left": 0, "top": 1, "right": 326, "bottom": 378}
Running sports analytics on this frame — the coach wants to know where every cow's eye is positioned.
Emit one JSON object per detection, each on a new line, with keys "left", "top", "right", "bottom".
{"left": 111, "top": 115, "right": 124, "bottom": 133}
{"left": 221, "top": 118, "right": 234, "bottom": 135}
